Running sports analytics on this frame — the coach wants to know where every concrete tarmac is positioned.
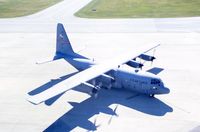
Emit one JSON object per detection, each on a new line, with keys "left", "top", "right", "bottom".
{"left": 0, "top": 0, "right": 200, "bottom": 33}
{"left": 0, "top": 0, "right": 200, "bottom": 132}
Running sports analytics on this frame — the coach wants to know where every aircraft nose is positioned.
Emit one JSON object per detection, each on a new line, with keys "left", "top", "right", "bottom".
{"left": 162, "top": 87, "right": 170, "bottom": 94}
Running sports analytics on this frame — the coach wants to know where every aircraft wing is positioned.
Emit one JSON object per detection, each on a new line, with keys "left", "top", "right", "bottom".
{"left": 27, "top": 43, "right": 160, "bottom": 105}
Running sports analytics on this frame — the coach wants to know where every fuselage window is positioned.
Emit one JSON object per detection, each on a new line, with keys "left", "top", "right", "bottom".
{"left": 151, "top": 79, "right": 160, "bottom": 85}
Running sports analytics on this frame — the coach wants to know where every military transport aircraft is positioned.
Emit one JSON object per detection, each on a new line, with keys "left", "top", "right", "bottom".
{"left": 27, "top": 23, "right": 170, "bottom": 105}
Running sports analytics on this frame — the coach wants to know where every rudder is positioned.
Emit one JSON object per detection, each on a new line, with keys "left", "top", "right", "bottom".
{"left": 56, "top": 23, "right": 75, "bottom": 56}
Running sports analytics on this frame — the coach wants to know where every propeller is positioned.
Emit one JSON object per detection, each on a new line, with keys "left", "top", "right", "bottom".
{"left": 137, "top": 58, "right": 145, "bottom": 70}
{"left": 151, "top": 48, "right": 156, "bottom": 66}
{"left": 91, "top": 80, "right": 102, "bottom": 98}
{"left": 136, "top": 46, "right": 157, "bottom": 68}
{"left": 92, "top": 87, "right": 99, "bottom": 99}
{"left": 139, "top": 63, "right": 144, "bottom": 70}
{"left": 92, "top": 79, "right": 96, "bottom": 86}
{"left": 107, "top": 83, "right": 112, "bottom": 90}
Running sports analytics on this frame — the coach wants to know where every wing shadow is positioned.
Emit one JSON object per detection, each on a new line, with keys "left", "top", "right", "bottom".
{"left": 28, "top": 72, "right": 78, "bottom": 106}
{"left": 44, "top": 88, "right": 173, "bottom": 132}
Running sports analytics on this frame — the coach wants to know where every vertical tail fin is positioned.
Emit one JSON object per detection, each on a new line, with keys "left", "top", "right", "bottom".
{"left": 37, "top": 23, "right": 88, "bottom": 65}
{"left": 53, "top": 23, "right": 92, "bottom": 70}
{"left": 56, "top": 23, "right": 75, "bottom": 56}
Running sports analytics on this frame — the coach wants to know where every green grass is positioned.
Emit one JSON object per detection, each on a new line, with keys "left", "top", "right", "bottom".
{"left": 75, "top": 0, "right": 200, "bottom": 18}
{"left": 0, "top": 0, "right": 63, "bottom": 18}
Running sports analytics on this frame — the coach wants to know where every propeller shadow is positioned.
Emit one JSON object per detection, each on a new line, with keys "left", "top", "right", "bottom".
{"left": 44, "top": 88, "right": 173, "bottom": 132}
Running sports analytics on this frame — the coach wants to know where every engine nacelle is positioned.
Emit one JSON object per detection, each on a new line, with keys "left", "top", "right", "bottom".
{"left": 81, "top": 82, "right": 95, "bottom": 89}
{"left": 100, "top": 74, "right": 115, "bottom": 84}
{"left": 126, "top": 60, "right": 143, "bottom": 68}
{"left": 81, "top": 82, "right": 101, "bottom": 94}
{"left": 138, "top": 54, "right": 155, "bottom": 61}
{"left": 85, "top": 74, "right": 114, "bottom": 90}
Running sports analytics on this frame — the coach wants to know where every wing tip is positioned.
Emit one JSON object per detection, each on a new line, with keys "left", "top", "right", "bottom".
{"left": 26, "top": 94, "right": 43, "bottom": 105}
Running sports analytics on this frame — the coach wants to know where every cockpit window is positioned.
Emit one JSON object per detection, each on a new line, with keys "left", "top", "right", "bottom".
{"left": 151, "top": 79, "right": 160, "bottom": 84}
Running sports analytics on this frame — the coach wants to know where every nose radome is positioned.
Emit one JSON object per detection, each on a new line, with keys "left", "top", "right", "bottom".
{"left": 163, "top": 87, "right": 170, "bottom": 94}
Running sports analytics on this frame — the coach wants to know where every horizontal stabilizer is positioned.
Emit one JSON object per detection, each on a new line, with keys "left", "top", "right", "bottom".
{"left": 35, "top": 55, "right": 62, "bottom": 65}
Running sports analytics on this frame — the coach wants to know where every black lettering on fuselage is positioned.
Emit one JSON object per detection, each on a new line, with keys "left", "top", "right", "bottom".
{"left": 130, "top": 78, "right": 148, "bottom": 85}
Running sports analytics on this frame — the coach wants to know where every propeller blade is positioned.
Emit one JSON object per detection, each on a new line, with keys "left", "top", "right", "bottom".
{"left": 92, "top": 79, "right": 96, "bottom": 86}
{"left": 91, "top": 82, "right": 102, "bottom": 98}
{"left": 151, "top": 48, "right": 156, "bottom": 66}
{"left": 153, "top": 48, "right": 156, "bottom": 56}
{"left": 151, "top": 60, "right": 153, "bottom": 66}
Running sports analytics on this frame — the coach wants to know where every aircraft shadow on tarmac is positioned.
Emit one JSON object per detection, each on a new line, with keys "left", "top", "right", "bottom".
{"left": 28, "top": 70, "right": 172, "bottom": 132}
{"left": 43, "top": 87, "right": 173, "bottom": 132}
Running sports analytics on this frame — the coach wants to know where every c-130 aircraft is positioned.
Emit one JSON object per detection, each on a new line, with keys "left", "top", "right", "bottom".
{"left": 27, "top": 23, "right": 170, "bottom": 105}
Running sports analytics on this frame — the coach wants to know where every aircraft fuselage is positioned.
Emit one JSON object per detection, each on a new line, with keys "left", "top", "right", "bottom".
{"left": 112, "top": 68, "right": 170, "bottom": 95}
